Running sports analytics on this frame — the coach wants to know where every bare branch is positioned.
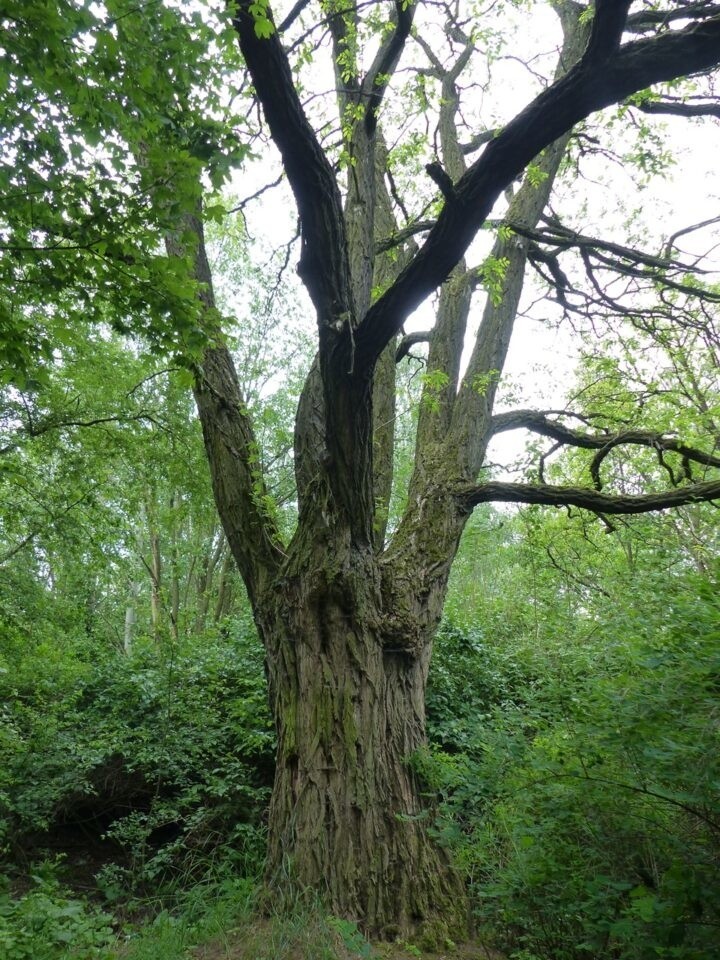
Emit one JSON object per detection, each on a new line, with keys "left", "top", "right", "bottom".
{"left": 518, "top": 218, "right": 691, "bottom": 272}
{"left": 584, "top": 0, "right": 632, "bottom": 62}
{"left": 665, "top": 213, "right": 720, "bottom": 255}
{"left": 627, "top": 2, "right": 720, "bottom": 31}
{"left": 396, "top": 331, "right": 431, "bottom": 362}
{"left": 545, "top": 544, "right": 612, "bottom": 598}
{"left": 227, "top": 173, "right": 285, "bottom": 214}
{"left": 376, "top": 219, "right": 435, "bottom": 253}
{"left": 460, "top": 478, "right": 720, "bottom": 514}
{"left": 0, "top": 487, "right": 100, "bottom": 566}
{"left": 230, "top": 1, "right": 353, "bottom": 324}
{"left": 277, "top": 0, "right": 312, "bottom": 33}
{"left": 362, "top": 0, "right": 416, "bottom": 135}
{"left": 1, "top": 409, "right": 163, "bottom": 456}
{"left": 460, "top": 128, "right": 498, "bottom": 154}
{"left": 489, "top": 410, "right": 720, "bottom": 485}
{"left": 357, "top": 11, "right": 720, "bottom": 369}
{"left": 636, "top": 98, "right": 720, "bottom": 119}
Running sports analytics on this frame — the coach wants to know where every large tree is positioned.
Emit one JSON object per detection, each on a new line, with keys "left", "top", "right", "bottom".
{"left": 4, "top": 0, "right": 720, "bottom": 938}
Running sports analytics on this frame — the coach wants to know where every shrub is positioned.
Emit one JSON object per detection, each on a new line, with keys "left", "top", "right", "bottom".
{"left": 426, "top": 571, "right": 720, "bottom": 960}
{"left": 0, "top": 863, "right": 115, "bottom": 960}
{"left": 0, "top": 620, "right": 274, "bottom": 898}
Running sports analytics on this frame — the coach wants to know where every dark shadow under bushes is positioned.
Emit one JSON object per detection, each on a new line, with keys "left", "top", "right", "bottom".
{"left": 0, "top": 618, "right": 275, "bottom": 905}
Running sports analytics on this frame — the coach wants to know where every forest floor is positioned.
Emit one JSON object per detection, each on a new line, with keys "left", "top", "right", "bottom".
{"left": 190, "top": 920, "right": 506, "bottom": 960}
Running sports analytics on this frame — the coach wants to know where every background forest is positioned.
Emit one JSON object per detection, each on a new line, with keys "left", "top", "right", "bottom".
{"left": 2, "top": 311, "right": 719, "bottom": 960}
{"left": 2, "top": 0, "right": 720, "bottom": 957}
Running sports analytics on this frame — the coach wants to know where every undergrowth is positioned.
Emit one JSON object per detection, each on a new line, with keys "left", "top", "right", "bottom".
{"left": 2, "top": 549, "right": 720, "bottom": 960}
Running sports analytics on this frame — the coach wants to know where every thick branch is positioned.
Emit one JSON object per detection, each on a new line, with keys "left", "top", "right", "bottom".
{"left": 584, "top": 0, "right": 632, "bottom": 62}
{"left": 460, "top": 478, "right": 720, "bottom": 514}
{"left": 231, "top": 1, "right": 353, "bottom": 324}
{"left": 277, "top": 0, "right": 311, "bottom": 32}
{"left": 396, "top": 330, "right": 430, "bottom": 362}
{"left": 376, "top": 219, "right": 435, "bottom": 253}
{"left": 518, "top": 218, "right": 691, "bottom": 272}
{"left": 627, "top": 3, "right": 720, "bottom": 30}
{"left": 166, "top": 209, "right": 283, "bottom": 604}
{"left": 460, "top": 128, "right": 498, "bottom": 154}
{"left": 356, "top": 12, "right": 720, "bottom": 368}
{"left": 637, "top": 99, "right": 720, "bottom": 118}
{"left": 362, "top": 0, "right": 415, "bottom": 135}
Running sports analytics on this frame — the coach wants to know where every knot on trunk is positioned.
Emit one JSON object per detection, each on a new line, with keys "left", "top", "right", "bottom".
{"left": 380, "top": 611, "right": 423, "bottom": 659}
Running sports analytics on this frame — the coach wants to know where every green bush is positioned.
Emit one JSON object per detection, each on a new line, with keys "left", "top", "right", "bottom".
{"left": 427, "top": 571, "right": 720, "bottom": 960}
{"left": 0, "top": 619, "right": 274, "bottom": 897}
{"left": 0, "top": 864, "right": 115, "bottom": 960}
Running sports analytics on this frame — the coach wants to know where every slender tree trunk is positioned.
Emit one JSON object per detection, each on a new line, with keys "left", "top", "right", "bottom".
{"left": 124, "top": 580, "right": 141, "bottom": 654}
{"left": 194, "top": 528, "right": 223, "bottom": 632}
{"left": 169, "top": 492, "right": 180, "bottom": 641}
{"left": 149, "top": 529, "right": 162, "bottom": 638}
{"left": 212, "top": 550, "right": 234, "bottom": 622}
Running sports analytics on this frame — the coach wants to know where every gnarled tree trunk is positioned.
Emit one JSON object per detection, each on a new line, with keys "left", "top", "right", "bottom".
{"left": 257, "top": 553, "right": 463, "bottom": 937}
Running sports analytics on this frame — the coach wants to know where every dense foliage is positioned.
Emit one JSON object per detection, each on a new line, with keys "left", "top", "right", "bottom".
{"left": 2, "top": 489, "right": 719, "bottom": 958}
{"left": 426, "top": 524, "right": 720, "bottom": 960}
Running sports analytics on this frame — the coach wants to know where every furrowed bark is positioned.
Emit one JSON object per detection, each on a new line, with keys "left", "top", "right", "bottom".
{"left": 409, "top": 24, "right": 474, "bottom": 471}
{"left": 372, "top": 138, "right": 418, "bottom": 548}
{"left": 186, "top": 0, "right": 720, "bottom": 939}
{"left": 257, "top": 567, "right": 464, "bottom": 938}
{"left": 384, "top": 3, "right": 588, "bottom": 640}
{"left": 233, "top": 1, "right": 374, "bottom": 541}
{"left": 447, "top": 129, "right": 573, "bottom": 480}
{"left": 444, "top": 0, "right": 589, "bottom": 479}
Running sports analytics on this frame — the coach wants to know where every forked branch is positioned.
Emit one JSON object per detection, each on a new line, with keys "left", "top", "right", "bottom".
{"left": 357, "top": 10, "right": 720, "bottom": 368}
{"left": 230, "top": 0, "right": 352, "bottom": 324}
{"left": 362, "top": 0, "right": 415, "bottom": 134}
{"left": 489, "top": 409, "right": 720, "bottom": 489}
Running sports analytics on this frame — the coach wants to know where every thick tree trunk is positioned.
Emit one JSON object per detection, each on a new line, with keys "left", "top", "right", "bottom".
{"left": 256, "top": 554, "right": 464, "bottom": 939}
{"left": 166, "top": 164, "right": 464, "bottom": 941}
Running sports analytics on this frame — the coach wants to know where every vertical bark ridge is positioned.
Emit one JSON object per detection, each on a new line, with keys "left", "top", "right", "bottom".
{"left": 408, "top": 25, "right": 475, "bottom": 496}
{"left": 447, "top": 130, "right": 572, "bottom": 478}
{"left": 372, "top": 137, "right": 420, "bottom": 547}
{"left": 448, "top": 0, "right": 589, "bottom": 478}
{"left": 383, "top": 2, "right": 589, "bottom": 654}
